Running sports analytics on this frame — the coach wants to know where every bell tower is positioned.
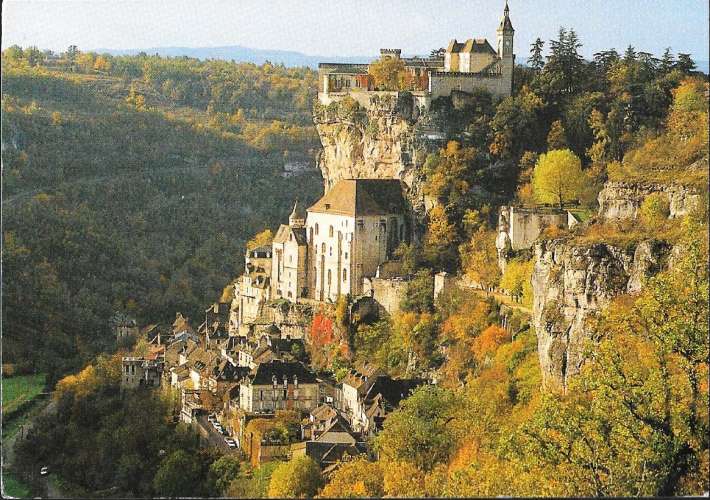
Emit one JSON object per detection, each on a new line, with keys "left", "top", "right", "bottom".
{"left": 496, "top": 1, "right": 514, "bottom": 58}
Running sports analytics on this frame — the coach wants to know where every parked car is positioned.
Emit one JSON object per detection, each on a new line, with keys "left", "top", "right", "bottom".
{"left": 40, "top": 466, "right": 49, "bottom": 476}
{"left": 224, "top": 438, "right": 237, "bottom": 448}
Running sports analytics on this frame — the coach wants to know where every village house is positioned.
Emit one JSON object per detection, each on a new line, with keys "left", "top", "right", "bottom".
{"left": 234, "top": 245, "right": 272, "bottom": 334}
{"left": 239, "top": 360, "right": 319, "bottom": 413}
{"left": 111, "top": 312, "right": 139, "bottom": 341}
{"left": 121, "top": 344, "right": 165, "bottom": 389}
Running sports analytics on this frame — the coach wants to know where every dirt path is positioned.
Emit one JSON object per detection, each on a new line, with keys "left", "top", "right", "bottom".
{"left": 460, "top": 284, "right": 533, "bottom": 314}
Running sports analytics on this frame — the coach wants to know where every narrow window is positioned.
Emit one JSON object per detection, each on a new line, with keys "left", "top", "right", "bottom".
{"left": 343, "top": 268, "right": 347, "bottom": 282}
{"left": 315, "top": 223, "right": 319, "bottom": 235}
{"left": 329, "top": 226, "right": 334, "bottom": 237}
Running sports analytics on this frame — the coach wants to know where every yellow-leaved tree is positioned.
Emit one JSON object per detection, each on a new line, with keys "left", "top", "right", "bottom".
{"left": 532, "top": 149, "right": 585, "bottom": 207}
{"left": 368, "top": 56, "right": 407, "bottom": 91}
{"left": 318, "top": 457, "right": 384, "bottom": 498}
{"left": 267, "top": 456, "right": 322, "bottom": 498}
{"left": 246, "top": 228, "right": 273, "bottom": 250}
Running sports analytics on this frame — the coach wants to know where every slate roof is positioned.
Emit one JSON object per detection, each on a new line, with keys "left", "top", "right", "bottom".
{"left": 363, "top": 375, "right": 426, "bottom": 409}
{"left": 308, "top": 179, "right": 406, "bottom": 217}
{"left": 447, "top": 38, "right": 497, "bottom": 55}
{"left": 273, "top": 224, "right": 307, "bottom": 245}
{"left": 247, "top": 360, "right": 318, "bottom": 385}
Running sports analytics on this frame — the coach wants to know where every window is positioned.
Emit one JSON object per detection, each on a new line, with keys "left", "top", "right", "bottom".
{"left": 329, "top": 246, "right": 332, "bottom": 256}
{"left": 329, "top": 226, "right": 334, "bottom": 237}
{"left": 344, "top": 252, "right": 348, "bottom": 260}
{"left": 321, "top": 243, "right": 326, "bottom": 253}
{"left": 260, "top": 390, "right": 264, "bottom": 400}
{"left": 283, "top": 389, "right": 287, "bottom": 399}
{"left": 343, "top": 268, "right": 347, "bottom": 282}
{"left": 327, "top": 269, "right": 332, "bottom": 285}
{"left": 315, "top": 223, "right": 319, "bottom": 235}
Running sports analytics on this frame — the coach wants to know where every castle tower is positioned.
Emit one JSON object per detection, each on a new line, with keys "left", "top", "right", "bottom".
{"left": 289, "top": 200, "right": 306, "bottom": 228}
{"left": 496, "top": 1, "right": 515, "bottom": 95}
{"left": 496, "top": 1, "right": 514, "bottom": 58}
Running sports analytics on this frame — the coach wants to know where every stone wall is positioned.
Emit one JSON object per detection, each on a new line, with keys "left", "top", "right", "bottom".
{"left": 362, "top": 277, "right": 409, "bottom": 315}
{"left": 429, "top": 72, "right": 511, "bottom": 100}
{"left": 498, "top": 206, "right": 570, "bottom": 251}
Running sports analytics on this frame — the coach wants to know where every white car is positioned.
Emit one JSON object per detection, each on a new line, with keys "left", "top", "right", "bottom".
{"left": 224, "top": 438, "right": 237, "bottom": 448}
{"left": 40, "top": 466, "right": 49, "bottom": 476}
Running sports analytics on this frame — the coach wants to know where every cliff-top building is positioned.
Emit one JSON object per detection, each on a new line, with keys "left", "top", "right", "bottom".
{"left": 318, "top": 2, "right": 514, "bottom": 106}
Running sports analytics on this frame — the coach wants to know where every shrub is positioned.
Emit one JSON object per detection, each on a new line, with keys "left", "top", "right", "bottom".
{"left": 639, "top": 192, "right": 671, "bottom": 227}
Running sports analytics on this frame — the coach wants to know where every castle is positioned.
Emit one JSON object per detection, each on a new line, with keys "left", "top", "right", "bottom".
{"left": 317, "top": 2, "right": 514, "bottom": 108}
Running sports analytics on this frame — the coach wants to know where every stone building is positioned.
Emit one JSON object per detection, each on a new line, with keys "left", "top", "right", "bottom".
{"left": 318, "top": 2, "right": 514, "bottom": 105}
{"left": 111, "top": 312, "right": 139, "bottom": 340}
{"left": 306, "top": 179, "right": 407, "bottom": 301}
{"left": 121, "top": 345, "right": 165, "bottom": 389}
{"left": 236, "top": 245, "right": 272, "bottom": 332}
{"left": 271, "top": 201, "right": 309, "bottom": 300}
{"left": 239, "top": 360, "right": 319, "bottom": 413}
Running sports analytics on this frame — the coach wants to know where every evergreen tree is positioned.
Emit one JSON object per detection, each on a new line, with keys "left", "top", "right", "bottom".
{"left": 659, "top": 47, "right": 675, "bottom": 74}
{"left": 528, "top": 38, "right": 545, "bottom": 71}
{"left": 675, "top": 53, "right": 696, "bottom": 74}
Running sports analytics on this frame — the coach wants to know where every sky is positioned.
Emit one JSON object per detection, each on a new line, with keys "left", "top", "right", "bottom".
{"left": 2, "top": 0, "right": 709, "bottom": 61}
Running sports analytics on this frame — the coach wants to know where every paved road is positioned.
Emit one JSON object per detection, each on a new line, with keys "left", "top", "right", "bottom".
{"left": 195, "top": 415, "right": 238, "bottom": 454}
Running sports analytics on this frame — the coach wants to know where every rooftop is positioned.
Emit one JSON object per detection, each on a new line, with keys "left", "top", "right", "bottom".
{"left": 308, "top": 179, "right": 406, "bottom": 217}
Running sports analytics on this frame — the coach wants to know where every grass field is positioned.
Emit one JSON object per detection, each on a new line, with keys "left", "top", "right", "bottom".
{"left": 2, "top": 374, "right": 46, "bottom": 416}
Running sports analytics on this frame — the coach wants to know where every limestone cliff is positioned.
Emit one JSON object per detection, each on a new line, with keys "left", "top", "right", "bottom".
{"left": 313, "top": 93, "right": 445, "bottom": 229}
{"left": 532, "top": 238, "right": 672, "bottom": 391}
{"left": 598, "top": 180, "right": 703, "bottom": 220}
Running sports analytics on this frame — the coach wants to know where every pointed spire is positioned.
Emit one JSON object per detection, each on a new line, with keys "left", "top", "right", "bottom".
{"left": 289, "top": 199, "right": 306, "bottom": 227}
{"left": 499, "top": 1, "right": 514, "bottom": 32}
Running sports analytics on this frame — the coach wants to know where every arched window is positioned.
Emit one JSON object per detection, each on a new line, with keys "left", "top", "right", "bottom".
{"left": 342, "top": 268, "right": 347, "bottom": 282}
{"left": 327, "top": 269, "right": 332, "bottom": 285}
{"left": 329, "top": 226, "right": 334, "bottom": 237}
{"left": 321, "top": 242, "right": 326, "bottom": 253}
{"left": 315, "top": 223, "right": 319, "bottom": 235}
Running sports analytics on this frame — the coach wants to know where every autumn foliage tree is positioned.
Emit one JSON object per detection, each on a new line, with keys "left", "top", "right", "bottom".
{"left": 532, "top": 149, "right": 585, "bottom": 207}
{"left": 317, "top": 457, "right": 384, "bottom": 498}
{"left": 268, "top": 456, "right": 323, "bottom": 498}
{"left": 368, "top": 56, "right": 407, "bottom": 91}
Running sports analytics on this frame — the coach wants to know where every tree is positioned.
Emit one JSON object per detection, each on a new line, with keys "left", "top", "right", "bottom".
{"left": 638, "top": 193, "right": 670, "bottom": 227}
{"left": 375, "top": 385, "right": 462, "bottom": 471}
{"left": 208, "top": 455, "right": 241, "bottom": 495}
{"left": 528, "top": 38, "right": 545, "bottom": 71}
{"left": 675, "top": 53, "right": 696, "bottom": 74}
{"left": 246, "top": 229, "right": 273, "bottom": 250}
{"left": 400, "top": 269, "right": 434, "bottom": 314}
{"left": 24, "top": 46, "right": 45, "bottom": 67}
{"left": 368, "top": 56, "right": 407, "bottom": 91}
{"left": 499, "top": 258, "right": 534, "bottom": 306}
{"left": 152, "top": 450, "right": 204, "bottom": 497}
{"left": 268, "top": 456, "right": 322, "bottom": 498}
{"left": 460, "top": 227, "right": 501, "bottom": 291}
{"left": 532, "top": 149, "right": 584, "bottom": 207}
{"left": 546, "top": 120, "right": 568, "bottom": 149}
{"left": 318, "top": 457, "right": 384, "bottom": 498}
{"left": 659, "top": 48, "right": 675, "bottom": 74}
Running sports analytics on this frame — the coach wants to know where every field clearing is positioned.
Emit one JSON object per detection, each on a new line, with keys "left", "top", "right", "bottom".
{"left": 2, "top": 374, "right": 46, "bottom": 416}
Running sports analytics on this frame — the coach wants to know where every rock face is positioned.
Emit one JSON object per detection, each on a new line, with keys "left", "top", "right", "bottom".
{"left": 598, "top": 181, "right": 702, "bottom": 220}
{"left": 532, "top": 238, "right": 672, "bottom": 391}
{"left": 314, "top": 93, "right": 444, "bottom": 235}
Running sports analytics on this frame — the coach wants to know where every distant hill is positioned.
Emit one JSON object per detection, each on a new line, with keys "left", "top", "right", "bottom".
{"left": 93, "top": 45, "right": 373, "bottom": 68}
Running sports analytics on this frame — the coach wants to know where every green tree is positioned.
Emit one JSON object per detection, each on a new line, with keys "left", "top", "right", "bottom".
{"left": 268, "top": 456, "right": 322, "bottom": 498}
{"left": 532, "top": 149, "right": 585, "bottom": 207}
{"left": 375, "top": 385, "right": 462, "bottom": 472}
{"left": 546, "top": 119, "right": 568, "bottom": 149}
{"left": 152, "top": 450, "right": 205, "bottom": 497}
{"left": 528, "top": 38, "right": 545, "bottom": 72}
{"left": 208, "top": 455, "right": 241, "bottom": 495}
{"left": 400, "top": 269, "right": 434, "bottom": 314}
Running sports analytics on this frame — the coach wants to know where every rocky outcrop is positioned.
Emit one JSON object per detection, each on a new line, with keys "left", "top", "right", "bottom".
{"left": 313, "top": 93, "right": 446, "bottom": 231}
{"left": 532, "top": 238, "right": 673, "bottom": 391}
{"left": 598, "top": 181, "right": 703, "bottom": 220}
